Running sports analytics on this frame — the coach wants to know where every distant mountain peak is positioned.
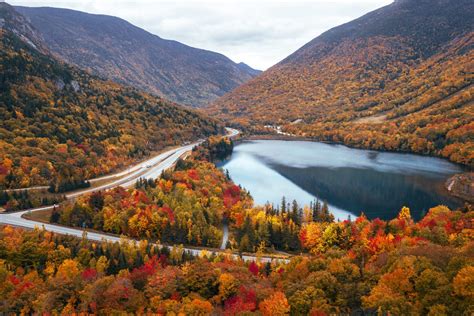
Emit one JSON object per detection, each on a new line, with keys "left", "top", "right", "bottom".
{"left": 237, "top": 62, "right": 262, "bottom": 77}
{"left": 14, "top": 5, "right": 260, "bottom": 107}
{"left": 286, "top": 0, "right": 472, "bottom": 63}
{"left": 209, "top": 0, "right": 473, "bottom": 167}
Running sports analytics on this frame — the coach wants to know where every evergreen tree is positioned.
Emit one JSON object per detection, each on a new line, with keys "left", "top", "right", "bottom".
{"left": 0, "top": 191, "right": 9, "bottom": 206}
{"left": 312, "top": 199, "right": 322, "bottom": 222}
{"left": 133, "top": 252, "right": 144, "bottom": 269}
{"left": 242, "top": 215, "right": 256, "bottom": 247}
{"left": 118, "top": 250, "right": 128, "bottom": 271}
{"left": 265, "top": 262, "right": 272, "bottom": 276}
{"left": 321, "top": 201, "right": 334, "bottom": 222}
{"left": 50, "top": 206, "right": 60, "bottom": 223}
{"left": 291, "top": 200, "right": 300, "bottom": 225}
{"left": 281, "top": 196, "right": 287, "bottom": 215}
{"left": 88, "top": 191, "right": 104, "bottom": 211}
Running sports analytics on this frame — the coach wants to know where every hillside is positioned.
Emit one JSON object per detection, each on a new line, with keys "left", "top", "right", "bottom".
{"left": 15, "top": 6, "right": 261, "bottom": 107}
{"left": 2, "top": 136, "right": 473, "bottom": 314}
{"left": 0, "top": 3, "right": 221, "bottom": 190}
{"left": 209, "top": 0, "right": 474, "bottom": 166}
{"left": 1, "top": 205, "right": 473, "bottom": 314}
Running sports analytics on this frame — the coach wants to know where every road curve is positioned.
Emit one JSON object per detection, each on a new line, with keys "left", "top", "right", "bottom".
{"left": 5, "top": 127, "right": 240, "bottom": 192}
{"left": 0, "top": 128, "right": 287, "bottom": 262}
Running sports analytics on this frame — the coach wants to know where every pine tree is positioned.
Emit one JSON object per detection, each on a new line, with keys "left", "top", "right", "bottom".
{"left": 281, "top": 196, "right": 287, "bottom": 215}
{"left": 50, "top": 206, "right": 61, "bottom": 223}
{"left": 0, "top": 191, "right": 9, "bottom": 206}
{"left": 242, "top": 215, "right": 256, "bottom": 248}
{"left": 321, "top": 201, "right": 334, "bottom": 222}
{"left": 118, "top": 250, "right": 128, "bottom": 271}
{"left": 134, "top": 251, "right": 144, "bottom": 269}
{"left": 313, "top": 199, "right": 322, "bottom": 222}
{"left": 265, "top": 262, "right": 272, "bottom": 276}
{"left": 291, "top": 200, "right": 300, "bottom": 225}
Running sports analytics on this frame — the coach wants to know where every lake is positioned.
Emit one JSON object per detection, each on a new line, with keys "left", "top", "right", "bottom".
{"left": 217, "top": 140, "right": 463, "bottom": 220}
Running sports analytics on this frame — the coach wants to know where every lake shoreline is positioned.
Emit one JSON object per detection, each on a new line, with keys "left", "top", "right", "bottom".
{"left": 222, "top": 137, "right": 466, "bottom": 219}
{"left": 238, "top": 133, "right": 471, "bottom": 169}
{"left": 235, "top": 133, "right": 472, "bottom": 205}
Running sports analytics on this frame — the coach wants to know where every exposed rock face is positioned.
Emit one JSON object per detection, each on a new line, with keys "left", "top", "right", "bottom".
{"left": 446, "top": 173, "right": 474, "bottom": 203}
{"left": 0, "top": 2, "right": 48, "bottom": 53}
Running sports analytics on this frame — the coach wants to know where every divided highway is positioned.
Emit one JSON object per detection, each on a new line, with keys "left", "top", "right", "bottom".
{"left": 0, "top": 128, "right": 286, "bottom": 262}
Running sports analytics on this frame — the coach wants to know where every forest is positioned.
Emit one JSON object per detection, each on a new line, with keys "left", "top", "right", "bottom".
{"left": 51, "top": 137, "right": 473, "bottom": 257}
{"left": 210, "top": 31, "right": 473, "bottom": 167}
{"left": 1, "top": 203, "right": 472, "bottom": 314}
{"left": 0, "top": 189, "right": 64, "bottom": 212}
{"left": 0, "top": 29, "right": 222, "bottom": 190}
{"left": 0, "top": 2, "right": 472, "bottom": 314}
{"left": 52, "top": 137, "right": 246, "bottom": 249}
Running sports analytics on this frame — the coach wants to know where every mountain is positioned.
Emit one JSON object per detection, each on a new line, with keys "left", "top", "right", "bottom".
{"left": 14, "top": 6, "right": 261, "bottom": 107}
{"left": 237, "top": 62, "right": 262, "bottom": 77}
{"left": 0, "top": 3, "right": 221, "bottom": 190}
{"left": 209, "top": 0, "right": 474, "bottom": 166}
{"left": 0, "top": 2, "right": 47, "bottom": 53}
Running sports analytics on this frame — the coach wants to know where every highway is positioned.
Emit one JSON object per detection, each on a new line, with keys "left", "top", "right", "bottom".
{"left": 0, "top": 128, "right": 287, "bottom": 263}
{"left": 67, "top": 142, "right": 200, "bottom": 198}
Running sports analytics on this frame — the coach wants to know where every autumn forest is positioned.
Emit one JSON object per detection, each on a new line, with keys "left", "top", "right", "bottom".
{"left": 0, "top": 0, "right": 473, "bottom": 315}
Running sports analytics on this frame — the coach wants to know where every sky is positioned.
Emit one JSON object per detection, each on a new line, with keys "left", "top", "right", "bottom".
{"left": 6, "top": 0, "right": 393, "bottom": 70}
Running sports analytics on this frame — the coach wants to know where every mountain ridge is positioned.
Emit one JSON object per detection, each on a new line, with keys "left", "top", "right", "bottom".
{"left": 14, "top": 5, "right": 261, "bottom": 107}
{"left": 0, "top": 2, "right": 221, "bottom": 189}
{"left": 208, "top": 0, "right": 473, "bottom": 167}
{"left": 282, "top": 0, "right": 472, "bottom": 65}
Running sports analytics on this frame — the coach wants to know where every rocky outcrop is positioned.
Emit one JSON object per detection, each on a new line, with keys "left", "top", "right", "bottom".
{"left": 446, "top": 173, "right": 474, "bottom": 203}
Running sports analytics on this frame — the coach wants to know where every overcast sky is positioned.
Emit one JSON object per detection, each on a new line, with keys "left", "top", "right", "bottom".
{"left": 7, "top": 0, "right": 392, "bottom": 70}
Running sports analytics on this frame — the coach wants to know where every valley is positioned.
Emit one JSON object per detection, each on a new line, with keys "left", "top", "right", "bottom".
{"left": 0, "top": 0, "right": 472, "bottom": 314}
{"left": 15, "top": 6, "right": 260, "bottom": 107}
{"left": 209, "top": 0, "right": 473, "bottom": 167}
{"left": 0, "top": 4, "right": 222, "bottom": 192}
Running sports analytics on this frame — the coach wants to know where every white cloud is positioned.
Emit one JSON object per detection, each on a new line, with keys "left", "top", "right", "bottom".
{"left": 8, "top": 0, "right": 393, "bottom": 69}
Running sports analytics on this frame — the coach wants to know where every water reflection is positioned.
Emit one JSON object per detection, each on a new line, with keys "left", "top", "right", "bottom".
{"left": 218, "top": 140, "right": 463, "bottom": 220}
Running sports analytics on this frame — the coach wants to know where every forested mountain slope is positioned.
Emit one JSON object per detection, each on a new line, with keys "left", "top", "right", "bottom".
{"left": 210, "top": 0, "right": 473, "bottom": 166}
{"left": 0, "top": 3, "right": 221, "bottom": 189}
{"left": 15, "top": 6, "right": 261, "bottom": 107}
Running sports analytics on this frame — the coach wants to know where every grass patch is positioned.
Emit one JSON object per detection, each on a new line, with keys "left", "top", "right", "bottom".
{"left": 23, "top": 208, "right": 52, "bottom": 223}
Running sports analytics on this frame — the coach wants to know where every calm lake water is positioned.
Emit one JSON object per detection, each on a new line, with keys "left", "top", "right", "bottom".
{"left": 217, "top": 140, "right": 463, "bottom": 220}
